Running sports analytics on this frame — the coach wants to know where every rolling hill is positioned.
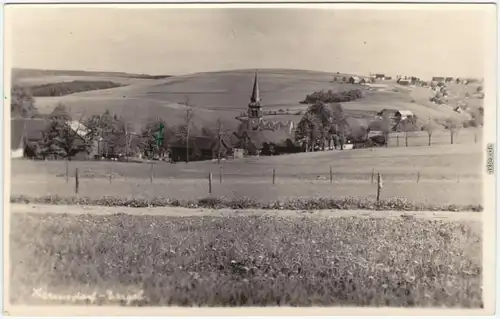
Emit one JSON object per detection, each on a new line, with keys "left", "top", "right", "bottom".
{"left": 12, "top": 68, "right": 475, "bottom": 132}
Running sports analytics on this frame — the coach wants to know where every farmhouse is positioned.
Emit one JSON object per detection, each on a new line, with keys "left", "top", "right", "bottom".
{"left": 348, "top": 76, "right": 363, "bottom": 84}
{"left": 375, "top": 74, "right": 385, "bottom": 79}
{"left": 168, "top": 136, "right": 234, "bottom": 162}
{"left": 11, "top": 118, "right": 48, "bottom": 159}
{"left": 394, "top": 110, "right": 414, "bottom": 121}
{"left": 10, "top": 118, "right": 97, "bottom": 160}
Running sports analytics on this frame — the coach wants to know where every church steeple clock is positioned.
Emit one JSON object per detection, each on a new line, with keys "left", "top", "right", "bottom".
{"left": 248, "top": 71, "right": 262, "bottom": 131}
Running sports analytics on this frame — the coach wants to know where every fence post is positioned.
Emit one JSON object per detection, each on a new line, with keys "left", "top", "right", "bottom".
{"left": 417, "top": 172, "right": 420, "bottom": 183}
{"left": 376, "top": 173, "right": 383, "bottom": 202}
{"left": 109, "top": 166, "right": 113, "bottom": 184}
{"left": 219, "top": 166, "right": 223, "bottom": 184}
{"left": 209, "top": 172, "right": 212, "bottom": 194}
{"left": 150, "top": 161, "right": 154, "bottom": 184}
{"left": 371, "top": 168, "right": 374, "bottom": 184}
{"left": 75, "top": 168, "right": 79, "bottom": 195}
{"left": 272, "top": 169, "right": 276, "bottom": 185}
{"left": 65, "top": 160, "right": 69, "bottom": 183}
{"left": 329, "top": 166, "right": 333, "bottom": 184}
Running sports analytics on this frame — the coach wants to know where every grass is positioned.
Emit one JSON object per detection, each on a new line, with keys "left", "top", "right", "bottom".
{"left": 10, "top": 194, "right": 483, "bottom": 212}
{"left": 11, "top": 144, "right": 483, "bottom": 207}
{"left": 10, "top": 213, "right": 482, "bottom": 307}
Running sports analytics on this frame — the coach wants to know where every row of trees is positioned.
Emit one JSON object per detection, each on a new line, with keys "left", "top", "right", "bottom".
{"left": 294, "top": 102, "right": 357, "bottom": 151}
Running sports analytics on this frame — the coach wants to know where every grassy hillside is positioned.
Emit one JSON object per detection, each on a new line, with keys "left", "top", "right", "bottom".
{"left": 13, "top": 68, "right": 475, "bottom": 131}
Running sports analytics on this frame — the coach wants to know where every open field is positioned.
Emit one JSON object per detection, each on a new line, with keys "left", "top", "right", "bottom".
{"left": 13, "top": 68, "right": 474, "bottom": 129}
{"left": 10, "top": 208, "right": 482, "bottom": 307}
{"left": 11, "top": 144, "right": 483, "bottom": 207}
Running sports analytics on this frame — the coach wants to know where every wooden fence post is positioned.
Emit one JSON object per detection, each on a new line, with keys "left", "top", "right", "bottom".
{"left": 75, "top": 168, "right": 79, "bottom": 195}
{"left": 65, "top": 160, "right": 69, "bottom": 183}
{"left": 150, "top": 161, "right": 154, "bottom": 184}
{"left": 109, "top": 166, "right": 113, "bottom": 184}
{"left": 371, "top": 168, "right": 375, "bottom": 184}
{"left": 219, "top": 166, "right": 223, "bottom": 184}
{"left": 329, "top": 166, "right": 333, "bottom": 184}
{"left": 417, "top": 172, "right": 420, "bottom": 183}
{"left": 376, "top": 173, "right": 383, "bottom": 202}
{"left": 272, "top": 169, "right": 276, "bottom": 185}
{"left": 209, "top": 172, "right": 213, "bottom": 194}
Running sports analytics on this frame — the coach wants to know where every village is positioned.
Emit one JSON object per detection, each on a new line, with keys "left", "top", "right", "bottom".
{"left": 10, "top": 70, "right": 483, "bottom": 164}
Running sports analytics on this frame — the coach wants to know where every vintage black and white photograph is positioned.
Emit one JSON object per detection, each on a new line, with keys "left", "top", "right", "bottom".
{"left": 4, "top": 3, "right": 496, "bottom": 314}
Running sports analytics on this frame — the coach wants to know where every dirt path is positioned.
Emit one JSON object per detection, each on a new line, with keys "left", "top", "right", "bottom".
{"left": 9, "top": 203, "right": 481, "bottom": 222}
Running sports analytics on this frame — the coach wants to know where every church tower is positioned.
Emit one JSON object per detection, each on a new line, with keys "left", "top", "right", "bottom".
{"left": 248, "top": 71, "right": 263, "bottom": 131}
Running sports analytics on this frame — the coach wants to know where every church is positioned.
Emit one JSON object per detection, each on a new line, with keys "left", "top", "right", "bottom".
{"left": 231, "top": 71, "right": 300, "bottom": 156}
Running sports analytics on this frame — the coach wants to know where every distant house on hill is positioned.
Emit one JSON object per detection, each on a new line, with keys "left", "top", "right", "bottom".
{"left": 375, "top": 74, "right": 385, "bottom": 79}
{"left": 397, "top": 79, "right": 411, "bottom": 86}
{"left": 348, "top": 76, "right": 362, "bottom": 84}
{"left": 394, "top": 110, "right": 414, "bottom": 121}
{"left": 377, "top": 108, "right": 399, "bottom": 119}
{"left": 445, "top": 77, "right": 454, "bottom": 83}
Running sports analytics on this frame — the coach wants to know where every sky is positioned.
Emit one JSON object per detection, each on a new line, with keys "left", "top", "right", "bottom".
{"left": 5, "top": 4, "right": 493, "bottom": 79}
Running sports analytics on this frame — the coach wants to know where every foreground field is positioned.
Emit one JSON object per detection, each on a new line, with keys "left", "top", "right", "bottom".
{"left": 11, "top": 144, "right": 484, "bottom": 207}
{"left": 10, "top": 210, "right": 482, "bottom": 307}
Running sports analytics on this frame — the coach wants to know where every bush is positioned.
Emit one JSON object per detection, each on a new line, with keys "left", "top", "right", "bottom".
{"left": 11, "top": 195, "right": 483, "bottom": 212}
{"left": 301, "top": 89, "right": 364, "bottom": 104}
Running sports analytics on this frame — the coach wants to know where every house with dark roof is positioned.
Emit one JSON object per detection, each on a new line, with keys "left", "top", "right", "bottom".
{"left": 11, "top": 118, "right": 49, "bottom": 159}
{"left": 167, "top": 135, "right": 235, "bottom": 162}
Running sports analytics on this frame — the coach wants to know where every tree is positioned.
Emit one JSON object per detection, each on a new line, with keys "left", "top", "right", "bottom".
{"left": 295, "top": 112, "right": 320, "bottom": 152}
{"left": 11, "top": 85, "right": 38, "bottom": 118}
{"left": 445, "top": 117, "right": 461, "bottom": 145}
{"left": 214, "top": 119, "right": 232, "bottom": 164}
{"left": 396, "top": 115, "right": 418, "bottom": 147}
{"left": 422, "top": 118, "right": 438, "bottom": 146}
{"left": 40, "top": 105, "right": 91, "bottom": 160}
{"left": 380, "top": 113, "right": 392, "bottom": 148}
{"left": 181, "top": 96, "right": 194, "bottom": 163}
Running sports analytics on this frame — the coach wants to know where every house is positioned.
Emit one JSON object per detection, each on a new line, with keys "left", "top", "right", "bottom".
{"left": 432, "top": 77, "right": 445, "bottom": 82}
{"left": 11, "top": 118, "right": 49, "bottom": 159}
{"left": 397, "top": 79, "right": 411, "bottom": 86}
{"left": 348, "top": 76, "right": 361, "bottom": 84}
{"left": 375, "top": 74, "right": 385, "bottom": 79}
{"left": 168, "top": 135, "right": 234, "bottom": 162}
{"left": 394, "top": 110, "right": 414, "bottom": 121}
{"left": 377, "top": 108, "right": 399, "bottom": 119}
{"left": 445, "top": 77, "right": 454, "bottom": 83}
{"left": 10, "top": 117, "right": 96, "bottom": 160}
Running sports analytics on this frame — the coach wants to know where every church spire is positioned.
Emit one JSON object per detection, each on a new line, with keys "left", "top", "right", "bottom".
{"left": 250, "top": 70, "right": 260, "bottom": 105}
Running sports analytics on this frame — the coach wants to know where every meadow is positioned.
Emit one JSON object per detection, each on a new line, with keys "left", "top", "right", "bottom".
{"left": 11, "top": 143, "right": 483, "bottom": 207}
{"left": 10, "top": 212, "right": 482, "bottom": 307}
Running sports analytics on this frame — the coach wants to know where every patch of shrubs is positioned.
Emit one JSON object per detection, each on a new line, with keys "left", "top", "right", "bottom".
{"left": 11, "top": 195, "right": 483, "bottom": 212}
{"left": 300, "top": 89, "right": 364, "bottom": 104}
{"left": 28, "top": 80, "right": 126, "bottom": 97}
